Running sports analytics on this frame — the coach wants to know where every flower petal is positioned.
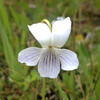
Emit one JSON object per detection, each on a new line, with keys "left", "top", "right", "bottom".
{"left": 28, "top": 23, "right": 51, "bottom": 47}
{"left": 18, "top": 47, "right": 43, "bottom": 66}
{"left": 38, "top": 48, "right": 60, "bottom": 78}
{"left": 51, "top": 17, "right": 71, "bottom": 47}
{"left": 56, "top": 48, "right": 79, "bottom": 71}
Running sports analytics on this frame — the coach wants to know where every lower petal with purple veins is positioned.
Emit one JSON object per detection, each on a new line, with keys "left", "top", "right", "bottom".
{"left": 38, "top": 48, "right": 60, "bottom": 78}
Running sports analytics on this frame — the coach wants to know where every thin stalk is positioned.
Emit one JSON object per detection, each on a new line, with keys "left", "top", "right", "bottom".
{"left": 72, "top": 11, "right": 76, "bottom": 50}
{"left": 71, "top": 12, "right": 76, "bottom": 100}
{"left": 75, "top": 75, "right": 86, "bottom": 100}
{"left": 42, "top": 78, "right": 45, "bottom": 100}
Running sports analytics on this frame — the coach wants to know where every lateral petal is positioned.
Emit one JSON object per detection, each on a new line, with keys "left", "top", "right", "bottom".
{"left": 56, "top": 48, "right": 79, "bottom": 71}
{"left": 18, "top": 47, "right": 43, "bottom": 66}
{"left": 51, "top": 17, "right": 71, "bottom": 47}
{"left": 28, "top": 23, "right": 51, "bottom": 47}
{"left": 38, "top": 48, "right": 60, "bottom": 78}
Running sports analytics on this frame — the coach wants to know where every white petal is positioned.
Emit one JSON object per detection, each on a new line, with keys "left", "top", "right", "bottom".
{"left": 18, "top": 47, "right": 43, "bottom": 66}
{"left": 51, "top": 17, "right": 71, "bottom": 47}
{"left": 57, "top": 17, "right": 64, "bottom": 20}
{"left": 56, "top": 48, "right": 79, "bottom": 71}
{"left": 38, "top": 48, "right": 60, "bottom": 78}
{"left": 51, "top": 17, "right": 64, "bottom": 25}
{"left": 28, "top": 23, "right": 51, "bottom": 47}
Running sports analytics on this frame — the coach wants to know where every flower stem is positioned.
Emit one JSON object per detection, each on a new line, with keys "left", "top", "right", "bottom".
{"left": 42, "top": 78, "right": 45, "bottom": 100}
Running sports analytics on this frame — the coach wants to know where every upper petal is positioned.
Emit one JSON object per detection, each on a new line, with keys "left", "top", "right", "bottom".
{"left": 56, "top": 48, "right": 79, "bottom": 71}
{"left": 18, "top": 47, "right": 43, "bottom": 66}
{"left": 28, "top": 23, "right": 51, "bottom": 47}
{"left": 38, "top": 48, "right": 60, "bottom": 78}
{"left": 51, "top": 17, "right": 71, "bottom": 47}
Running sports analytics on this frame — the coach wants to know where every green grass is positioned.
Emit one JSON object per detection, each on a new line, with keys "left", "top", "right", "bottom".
{"left": 0, "top": 0, "right": 100, "bottom": 100}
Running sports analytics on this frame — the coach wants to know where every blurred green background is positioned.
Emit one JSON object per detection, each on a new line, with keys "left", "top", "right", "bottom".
{"left": 0, "top": 0, "right": 100, "bottom": 100}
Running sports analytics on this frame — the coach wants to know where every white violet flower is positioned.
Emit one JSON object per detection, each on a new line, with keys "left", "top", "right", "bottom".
{"left": 18, "top": 17, "right": 79, "bottom": 78}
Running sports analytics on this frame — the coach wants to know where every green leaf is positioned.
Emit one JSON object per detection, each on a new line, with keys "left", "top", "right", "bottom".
{"left": 0, "top": 0, "right": 12, "bottom": 41}
{"left": 94, "top": 0, "right": 100, "bottom": 10}
{"left": 0, "top": 17, "right": 26, "bottom": 81}
{"left": 54, "top": 79, "right": 69, "bottom": 100}
{"left": 78, "top": 43, "right": 91, "bottom": 82}
{"left": 95, "top": 79, "right": 100, "bottom": 100}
